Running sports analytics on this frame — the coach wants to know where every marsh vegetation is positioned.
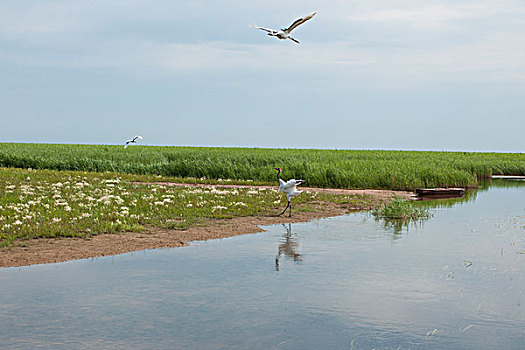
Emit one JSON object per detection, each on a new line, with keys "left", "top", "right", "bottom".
{"left": 0, "top": 167, "right": 372, "bottom": 247}
{"left": 1, "top": 143, "right": 524, "bottom": 190}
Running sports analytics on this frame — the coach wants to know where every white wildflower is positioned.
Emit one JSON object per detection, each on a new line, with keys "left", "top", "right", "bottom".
{"left": 13, "top": 220, "right": 23, "bottom": 225}
{"left": 52, "top": 218, "right": 62, "bottom": 223}
{"left": 186, "top": 203, "right": 193, "bottom": 208}
{"left": 97, "top": 195, "right": 110, "bottom": 203}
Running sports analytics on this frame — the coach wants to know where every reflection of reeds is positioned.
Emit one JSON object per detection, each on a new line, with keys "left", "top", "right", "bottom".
{"left": 373, "top": 196, "right": 432, "bottom": 220}
{"left": 372, "top": 196, "right": 433, "bottom": 235}
{"left": 1, "top": 143, "right": 524, "bottom": 190}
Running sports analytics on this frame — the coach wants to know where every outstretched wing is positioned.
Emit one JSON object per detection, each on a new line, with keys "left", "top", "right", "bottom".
{"left": 283, "top": 11, "right": 317, "bottom": 33}
{"left": 249, "top": 24, "right": 279, "bottom": 35}
{"left": 282, "top": 179, "right": 304, "bottom": 190}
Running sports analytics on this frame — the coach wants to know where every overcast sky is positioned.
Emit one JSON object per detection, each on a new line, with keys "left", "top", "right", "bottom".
{"left": 1, "top": 0, "right": 524, "bottom": 152}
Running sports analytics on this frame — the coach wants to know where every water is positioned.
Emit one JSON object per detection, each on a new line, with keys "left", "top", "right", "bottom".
{"left": 1, "top": 180, "right": 524, "bottom": 349}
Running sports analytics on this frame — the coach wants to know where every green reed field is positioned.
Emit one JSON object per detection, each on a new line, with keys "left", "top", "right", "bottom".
{"left": 1, "top": 143, "right": 524, "bottom": 190}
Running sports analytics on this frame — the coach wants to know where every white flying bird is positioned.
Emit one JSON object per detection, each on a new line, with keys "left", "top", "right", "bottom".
{"left": 250, "top": 11, "right": 317, "bottom": 44}
{"left": 124, "top": 135, "right": 143, "bottom": 148}
{"left": 273, "top": 167, "right": 305, "bottom": 217}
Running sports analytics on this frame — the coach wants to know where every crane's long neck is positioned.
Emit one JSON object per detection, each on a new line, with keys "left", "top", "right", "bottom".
{"left": 276, "top": 170, "right": 282, "bottom": 181}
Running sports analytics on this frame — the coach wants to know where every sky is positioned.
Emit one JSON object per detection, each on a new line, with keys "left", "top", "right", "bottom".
{"left": 1, "top": 0, "right": 524, "bottom": 152}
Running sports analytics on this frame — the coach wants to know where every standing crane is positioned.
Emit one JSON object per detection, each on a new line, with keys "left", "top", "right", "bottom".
{"left": 273, "top": 167, "right": 304, "bottom": 217}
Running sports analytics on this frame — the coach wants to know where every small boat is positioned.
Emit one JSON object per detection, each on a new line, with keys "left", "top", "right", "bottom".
{"left": 415, "top": 188, "right": 465, "bottom": 199}
{"left": 491, "top": 175, "right": 525, "bottom": 180}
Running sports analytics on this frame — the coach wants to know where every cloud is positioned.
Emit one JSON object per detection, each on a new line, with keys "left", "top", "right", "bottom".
{"left": 136, "top": 41, "right": 374, "bottom": 74}
{"left": 347, "top": 3, "right": 525, "bottom": 29}
{"left": 0, "top": 1, "right": 93, "bottom": 36}
{"left": 0, "top": 0, "right": 524, "bottom": 85}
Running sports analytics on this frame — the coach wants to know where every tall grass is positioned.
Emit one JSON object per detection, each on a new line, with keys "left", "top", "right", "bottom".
{"left": 372, "top": 196, "right": 434, "bottom": 234}
{"left": 372, "top": 196, "right": 432, "bottom": 220}
{"left": 0, "top": 143, "right": 523, "bottom": 190}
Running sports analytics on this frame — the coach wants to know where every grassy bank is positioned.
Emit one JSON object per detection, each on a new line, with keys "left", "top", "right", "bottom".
{"left": 0, "top": 167, "right": 373, "bottom": 247}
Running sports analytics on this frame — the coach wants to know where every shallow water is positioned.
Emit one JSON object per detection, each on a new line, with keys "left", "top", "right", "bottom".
{"left": 1, "top": 180, "right": 524, "bottom": 349}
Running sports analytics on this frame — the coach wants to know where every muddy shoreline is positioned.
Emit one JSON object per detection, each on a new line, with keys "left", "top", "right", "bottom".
{"left": 1, "top": 185, "right": 413, "bottom": 268}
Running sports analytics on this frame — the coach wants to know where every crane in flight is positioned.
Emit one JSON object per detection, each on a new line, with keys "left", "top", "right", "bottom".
{"left": 250, "top": 11, "right": 317, "bottom": 44}
{"left": 273, "top": 167, "right": 304, "bottom": 217}
{"left": 124, "top": 135, "right": 143, "bottom": 148}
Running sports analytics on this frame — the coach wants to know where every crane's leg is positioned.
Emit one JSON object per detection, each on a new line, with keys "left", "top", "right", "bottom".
{"left": 289, "top": 202, "right": 292, "bottom": 217}
{"left": 289, "top": 37, "right": 300, "bottom": 44}
{"left": 279, "top": 201, "right": 290, "bottom": 216}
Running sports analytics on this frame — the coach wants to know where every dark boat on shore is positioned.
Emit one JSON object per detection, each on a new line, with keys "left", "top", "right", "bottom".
{"left": 415, "top": 188, "right": 465, "bottom": 199}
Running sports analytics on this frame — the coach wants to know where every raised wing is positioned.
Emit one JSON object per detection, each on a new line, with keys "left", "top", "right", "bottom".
{"left": 282, "top": 179, "right": 304, "bottom": 190}
{"left": 249, "top": 25, "right": 279, "bottom": 35}
{"left": 284, "top": 11, "right": 317, "bottom": 33}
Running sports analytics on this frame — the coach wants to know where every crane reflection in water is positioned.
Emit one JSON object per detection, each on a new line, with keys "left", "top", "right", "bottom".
{"left": 275, "top": 223, "right": 302, "bottom": 271}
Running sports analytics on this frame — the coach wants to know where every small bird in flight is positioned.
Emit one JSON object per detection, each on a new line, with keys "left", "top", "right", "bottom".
{"left": 124, "top": 135, "right": 143, "bottom": 148}
{"left": 250, "top": 11, "right": 317, "bottom": 44}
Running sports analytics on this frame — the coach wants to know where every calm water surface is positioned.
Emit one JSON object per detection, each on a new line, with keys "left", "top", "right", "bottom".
{"left": 1, "top": 180, "right": 524, "bottom": 349}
